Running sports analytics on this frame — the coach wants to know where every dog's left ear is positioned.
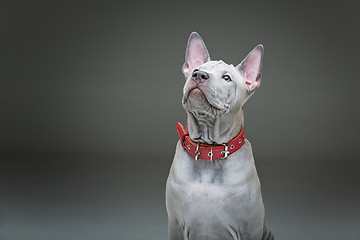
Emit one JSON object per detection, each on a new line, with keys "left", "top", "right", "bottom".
{"left": 182, "top": 32, "right": 210, "bottom": 78}
{"left": 237, "top": 45, "right": 264, "bottom": 92}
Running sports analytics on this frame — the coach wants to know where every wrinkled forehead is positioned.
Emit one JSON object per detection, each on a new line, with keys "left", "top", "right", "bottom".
{"left": 198, "top": 60, "right": 235, "bottom": 74}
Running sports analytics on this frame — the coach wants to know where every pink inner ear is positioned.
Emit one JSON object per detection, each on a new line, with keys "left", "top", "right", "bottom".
{"left": 183, "top": 36, "right": 209, "bottom": 77}
{"left": 187, "top": 39, "right": 207, "bottom": 67}
{"left": 246, "top": 71, "right": 257, "bottom": 82}
{"left": 245, "top": 73, "right": 260, "bottom": 91}
{"left": 241, "top": 47, "right": 262, "bottom": 91}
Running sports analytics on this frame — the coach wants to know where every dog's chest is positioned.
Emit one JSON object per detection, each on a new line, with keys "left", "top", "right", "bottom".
{"left": 192, "top": 160, "right": 226, "bottom": 184}
{"left": 178, "top": 179, "right": 248, "bottom": 208}
{"left": 170, "top": 152, "right": 255, "bottom": 211}
{"left": 170, "top": 172, "right": 258, "bottom": 235}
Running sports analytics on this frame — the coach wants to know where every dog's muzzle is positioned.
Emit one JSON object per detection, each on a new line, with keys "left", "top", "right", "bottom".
{"left": 192, "top": 70, "right": 209, "bottom": 83}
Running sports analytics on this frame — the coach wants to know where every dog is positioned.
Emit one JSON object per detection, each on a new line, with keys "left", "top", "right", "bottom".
{"left": 165, "top": 32, "right": 274, "bottom": 240}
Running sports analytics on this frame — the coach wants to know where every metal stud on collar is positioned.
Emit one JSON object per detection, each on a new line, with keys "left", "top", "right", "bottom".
{"left": 208, "top": 146, "right": 213, "bottom": 161}
{"left": 195, "top": 142, "right": 200, "bottom": 161}
{"left": 221, "top": 144, "right": 229, "bottom": 159}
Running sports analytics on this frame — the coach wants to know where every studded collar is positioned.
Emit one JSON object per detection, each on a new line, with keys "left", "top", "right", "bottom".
{"left": 176, "top": 122, "right": 245, "bottom": 160}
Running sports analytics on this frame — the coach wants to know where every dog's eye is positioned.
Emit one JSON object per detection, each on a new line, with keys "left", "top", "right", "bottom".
{"left": 223, "top": 75, "right": 232, "bottom": 82}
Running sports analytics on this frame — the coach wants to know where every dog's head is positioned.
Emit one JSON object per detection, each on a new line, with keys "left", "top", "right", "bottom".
{"left": 182, "top": 32, "right": 263, "bottom": 119}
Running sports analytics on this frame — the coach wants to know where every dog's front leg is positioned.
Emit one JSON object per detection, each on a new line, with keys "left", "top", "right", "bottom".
{"left": 168, "top": 217, "right": 184, "bottom": 240}
{"left": 262, "top": 223, "right": 274, "bottom": 240}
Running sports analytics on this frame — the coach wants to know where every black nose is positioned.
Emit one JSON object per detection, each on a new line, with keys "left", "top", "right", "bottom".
{"left": 192, "top": 70, "right": 209, "bottom": 82}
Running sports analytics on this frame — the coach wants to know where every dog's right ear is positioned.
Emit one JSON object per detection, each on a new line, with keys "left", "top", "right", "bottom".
{"left": 182, "top": 32, "right": 210, "bottom": 78}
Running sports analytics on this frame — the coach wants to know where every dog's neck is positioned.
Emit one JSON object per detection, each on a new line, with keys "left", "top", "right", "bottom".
{"left": 186, "top": 108, "right": 244, "bottom": 145}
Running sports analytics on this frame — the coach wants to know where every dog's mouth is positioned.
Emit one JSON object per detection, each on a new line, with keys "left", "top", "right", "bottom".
{"left": 183, "top": 86, "right": 222, "bottom": 111}
{"left": 188, "top": 87, "right": 207, "bottom": 100}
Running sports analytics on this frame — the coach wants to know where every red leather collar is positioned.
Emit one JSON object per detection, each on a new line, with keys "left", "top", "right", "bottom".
{"left": 176, "top": 122, "right": 245, "bottom": 160}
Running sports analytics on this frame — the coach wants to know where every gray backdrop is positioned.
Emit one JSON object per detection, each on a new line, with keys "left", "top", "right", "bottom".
{"left": 1, "top": 1, "right": 359, "bottom": 239}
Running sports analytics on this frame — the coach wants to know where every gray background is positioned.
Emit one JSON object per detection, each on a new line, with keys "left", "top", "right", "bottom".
{"left": 1, "top": 0, "right": 360, "bottom": 239}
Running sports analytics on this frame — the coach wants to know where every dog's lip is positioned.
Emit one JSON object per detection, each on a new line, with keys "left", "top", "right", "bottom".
{"left": 183, "top": 86, "right": 222, "bottom": 111}
{"left": 183, "top": 86, "right": 202, "bottom": 104}
{"left": 189, "top": 86, "right": 203, "bottom": 95}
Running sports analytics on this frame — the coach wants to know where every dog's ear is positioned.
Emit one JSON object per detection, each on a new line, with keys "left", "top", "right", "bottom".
{"left": 237, "top": 45, "right": 263, "bottom": 92}
{"left": 182, "top": 32, "right": 210, "bottom": 78}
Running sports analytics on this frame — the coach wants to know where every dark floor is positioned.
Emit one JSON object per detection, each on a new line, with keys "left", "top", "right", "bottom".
{"left": 0, "top": 153, "right": 359, "bottom": 240}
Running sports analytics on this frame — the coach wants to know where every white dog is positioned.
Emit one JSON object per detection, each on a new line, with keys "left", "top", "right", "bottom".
{"left": 165, "top": 32, "right": 274, "bottom": 240}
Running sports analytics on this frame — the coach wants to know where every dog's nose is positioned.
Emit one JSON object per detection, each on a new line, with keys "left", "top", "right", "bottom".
{"left": 192, "top": 70, "right": 209, "bottom": 82}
